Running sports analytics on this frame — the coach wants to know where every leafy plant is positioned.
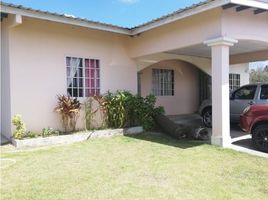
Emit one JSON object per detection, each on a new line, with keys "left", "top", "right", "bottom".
{"left": 124, "top": 93, "right": 164, "bottom": 130}
{"left": 92, "top": 95, "right": 108, "bottom": 128}
{"left": 84, "top": 97, "right": 107, "bottom": 130}
{"left": 41, "top": 127, "right": 60, "bottom": 137}
{"left": 84, "top": 98, "right": 93, "bottom": 130}
{"left": 104, "top": 91, "right": 128, "bottom": 128}
{"left": 55, "top": 95, "right": 81, "bottom": 133}
{"left": 84, "top": 97, "right": 103, "bottom": 130}
{"left": 12, "top": 114, "right": 27, "bottom": 139}
{"left": 133, "top": 94, "right": 164, "bottom": 130}
{"left": 27, "top": 131, "right": 39, "bottom": 138}
{"left": 93, "top": 91, "right": 164, "bottom": 131}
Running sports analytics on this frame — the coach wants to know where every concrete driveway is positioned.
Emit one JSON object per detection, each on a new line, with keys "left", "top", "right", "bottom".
{"left": 229, "top": 125, "right": 255, "bottom": 149}
{"left": 231, "top": 125, "right": 254, "bottom": 147}
{"left": 213, "top": 125, "right": 268, "bottom": 158}
{"left": 208, "top": 125, "right": 255, "bottom": 149}
{"left": 168, "top": 114, "right": 267, "bottom": 157}
{"left": 204, "top": 121, "right": 267, "bottom": 158}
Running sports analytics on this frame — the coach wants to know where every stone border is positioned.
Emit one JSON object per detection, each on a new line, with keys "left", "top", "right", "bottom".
{"left": 11, "top": 126, "right": 143, "bottom": 148}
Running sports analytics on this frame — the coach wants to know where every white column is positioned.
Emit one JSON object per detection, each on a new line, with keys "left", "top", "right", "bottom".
{"left": 204, "top": 37, "right": 238, "bottom": 147}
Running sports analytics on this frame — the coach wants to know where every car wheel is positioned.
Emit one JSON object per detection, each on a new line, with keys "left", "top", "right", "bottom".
{"left": 202, "top": 107, "right": 212, "bottom": 128}
{"left": 252, "top": 124, "right": 268, "bottom": 153}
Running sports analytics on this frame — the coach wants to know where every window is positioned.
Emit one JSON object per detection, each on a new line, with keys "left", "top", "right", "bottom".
{"left": 260, "top": 85, "right": 268, "bottom": 100}
{"left": 152, "top": 69, "right": 174, "bottom": 96}
{"left": 229, "top": 73, "right": 240, "bottom": 91}
{"left": 232, "top": 85, "right": 257, "bottom": 100}
{"left": 66, "top": 57, "right": 100, "bottom": 97}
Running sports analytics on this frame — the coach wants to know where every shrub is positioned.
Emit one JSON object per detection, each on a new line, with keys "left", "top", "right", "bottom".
{"left": 12, "top": 114, "right": 27, "bottom": 139}
{"left": 92, "top": 91, "right": 164, "bottom": 131}
{"left": 124, "top": 93, "right": 164, "bottom": 130}
{"left": 55, "top": 95, "right": 81, "bottom": 133}
{"left": 84, "top": 98, "right": 93, "bottom": 130}
{"left": 103, "top": 91, "right": 129, "bottom": 128}
{"left": 41, "top": 127, "right": 60, "bottom": 137}
{"left": 84, "top": 97, "right": 107, "bottom": 130}
{"left": 27, "top": 131, "right": 39, "bottom": 138}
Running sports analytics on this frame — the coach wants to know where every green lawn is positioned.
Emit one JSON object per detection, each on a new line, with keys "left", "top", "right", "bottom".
{"left": 1, "top": 132, "right": 268, "bottom": 200}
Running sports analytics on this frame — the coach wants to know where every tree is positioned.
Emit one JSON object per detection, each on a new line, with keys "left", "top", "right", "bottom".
{"left": 264, "top": 65, "right": 268, "bottom": 72}
{"left": 250, "top": 67, "right": 268, "bottom": 83}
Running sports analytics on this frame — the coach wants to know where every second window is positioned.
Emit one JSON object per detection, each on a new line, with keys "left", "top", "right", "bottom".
{"left": 152, "top": 69, "right": 174, "bottom": 96}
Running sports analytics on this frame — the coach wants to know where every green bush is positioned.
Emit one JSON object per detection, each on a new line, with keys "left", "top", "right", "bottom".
{"left": 127, "top": 94, "right": 164, "bottom": 130}
{"left": 96, "top": 91, "right": 164, "bottom": 131}
{"left": 12, "top": 114, "right": 27, "bottom": 139}
{"left": 41, "top": 127, "right": 60, "bottom": 137}
{"left": 12, "top": 115, "right": 62, "bottom": 139}
{"left": 104, "top": 91, "right": 129, "bottom": 128}
{"left": 26, "top": 131, "right": 39, "bottom": 138}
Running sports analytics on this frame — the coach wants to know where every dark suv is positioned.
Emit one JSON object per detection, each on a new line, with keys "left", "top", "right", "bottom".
{"left": 199, "top": 84, "right": 268, "bottom": 127}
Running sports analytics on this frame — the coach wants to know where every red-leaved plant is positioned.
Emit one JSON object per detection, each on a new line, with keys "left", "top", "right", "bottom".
{"left": 55, "top": 95, "right": 81, "bottom": 133}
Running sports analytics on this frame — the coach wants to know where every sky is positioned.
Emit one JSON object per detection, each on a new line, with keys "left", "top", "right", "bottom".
{"left": 2, "top": 0, "right": 203, "bottom": 27}
{"left": 2, "top": 0, "right": 268, "bottom": 67}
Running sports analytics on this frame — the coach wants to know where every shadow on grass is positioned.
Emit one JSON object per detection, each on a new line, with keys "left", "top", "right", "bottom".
{"left": 124, "top": 131, "right": 208, "bottom": 149}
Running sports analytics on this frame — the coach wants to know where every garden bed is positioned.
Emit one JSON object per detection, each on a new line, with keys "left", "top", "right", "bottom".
{"left": 11, "top": 126, "right": 143, "bottom": 148}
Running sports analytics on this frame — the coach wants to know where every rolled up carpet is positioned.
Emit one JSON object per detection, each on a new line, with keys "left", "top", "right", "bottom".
{"left": 155, "top": 114, "right": 209, "bottom": 140}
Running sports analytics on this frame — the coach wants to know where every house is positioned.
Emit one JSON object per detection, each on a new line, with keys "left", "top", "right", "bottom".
{"left": 1, "top": 0, "right": 268, "bottom": 147}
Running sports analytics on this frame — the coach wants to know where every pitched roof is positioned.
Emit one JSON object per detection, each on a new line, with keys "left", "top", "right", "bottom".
{"left": 0, "top": 1, "right": 131, "bottom": 35}
{"left": 1, "top": 0, "right": 267, "bottom": 35}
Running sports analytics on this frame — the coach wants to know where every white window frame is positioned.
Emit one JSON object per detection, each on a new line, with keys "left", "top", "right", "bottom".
{"left": 229, "top": 73, "right": 240, "bottom": 91}
{"left": 152, "top": 68, "right": 174, "bottom": 96}
{"left": 66, "top": 56, "right": 100, "bottom": 98}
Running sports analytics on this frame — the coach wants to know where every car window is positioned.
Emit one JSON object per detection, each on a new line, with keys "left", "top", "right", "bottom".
{"left": 233, "top": 86, "right": 257, "bottom": 100}
{"left": 260, "top": 85, "right": 268, "bottom": 100}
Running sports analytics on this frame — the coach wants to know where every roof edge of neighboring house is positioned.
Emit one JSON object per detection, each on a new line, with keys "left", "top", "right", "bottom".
{"left": 1, "top": 0, "right": 268, "bottom": 36}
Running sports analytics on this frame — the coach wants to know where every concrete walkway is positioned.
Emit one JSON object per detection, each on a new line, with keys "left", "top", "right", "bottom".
{"left": 168, "top": 114, "right": 267, "bottom": 158}
{"left": 209, "top": 125, "right": 268, "bottom": 158}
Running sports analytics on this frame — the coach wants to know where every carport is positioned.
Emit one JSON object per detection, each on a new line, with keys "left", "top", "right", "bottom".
{"left": 129, "top": 0, "right": 268, "bottom": 147}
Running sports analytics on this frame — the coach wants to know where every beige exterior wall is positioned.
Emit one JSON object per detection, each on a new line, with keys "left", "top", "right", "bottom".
{"left": 127, "top": 7, "right": 268, "bottom": 61}
{"left": 4, "top": 17, "right": 137, "bottom": 137}
{"left": 136, "top": 53, "right": 212, "bottom": 75}
{"left": 139, "top": 60, "right": 249, "bottom": 116}
{"left": 222, "top": 9, "right": 268, "bottom": 43}
{"left": 128, "top": 8, "right": 222, "bottom": 58}
{"left": 140, "top": 60, "right": 199, "bottom": 115}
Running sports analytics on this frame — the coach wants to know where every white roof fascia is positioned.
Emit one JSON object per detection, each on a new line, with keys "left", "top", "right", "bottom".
{"left": 0, "top": 4, "right": 131, "bottom": 35}
{"left": 230, "top": 0, "right": 268, "bottom": 10}
{"left": 131, "top": 0, "right": 231, "bottom": 35}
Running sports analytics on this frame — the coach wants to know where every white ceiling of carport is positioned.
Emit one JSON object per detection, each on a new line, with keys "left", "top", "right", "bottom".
{"left": 166, "top": 40, "right": 268, "bottom": 58}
